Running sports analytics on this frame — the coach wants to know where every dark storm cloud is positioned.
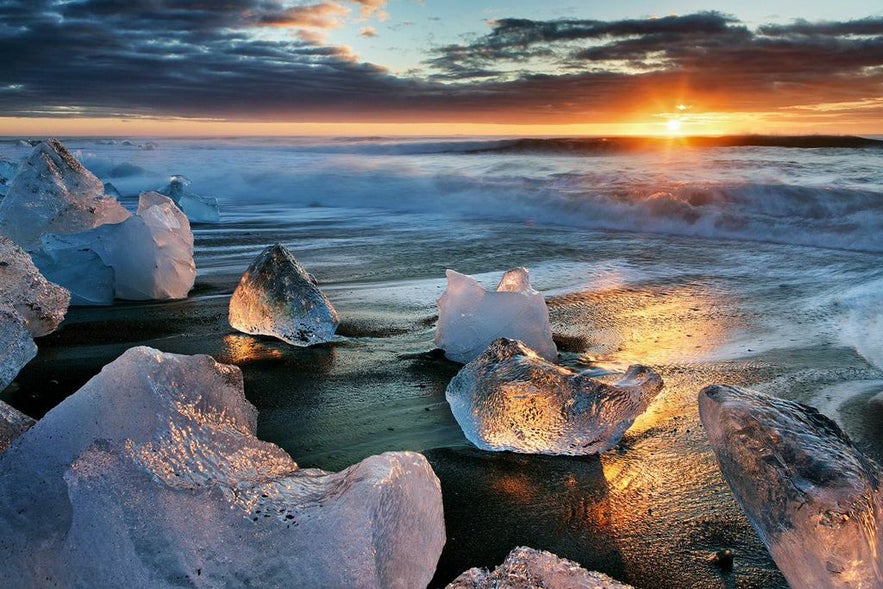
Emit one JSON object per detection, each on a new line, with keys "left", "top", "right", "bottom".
{"left": 0, "top": 2, "right": 881, "bottom": 122}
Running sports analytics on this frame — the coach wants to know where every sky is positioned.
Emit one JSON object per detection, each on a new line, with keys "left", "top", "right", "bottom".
{"left": 1, "top": 0, "right": 882, "bottom": 136}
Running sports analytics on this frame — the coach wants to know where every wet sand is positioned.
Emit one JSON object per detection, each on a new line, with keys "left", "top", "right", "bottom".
{"left": 6, "top": 210, "right": 883, "bottom": 588}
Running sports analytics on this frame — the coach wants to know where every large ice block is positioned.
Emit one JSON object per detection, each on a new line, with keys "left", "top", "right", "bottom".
{"left": 0, "top": 307, "right": 37, "bottom": 392}
{"left": 229, "top": 244, "right": 339, "bottom": 346}
{"left": 0, "top": 139, "right": 130, "bottom": 249}
{"left": 435, "top": 268, "right": 556, "bottom": 364}
{"left": 0, "top": 398, "right": 34, "bottom": 453}
{"left": 699, "top": 385, "right": 883, "bottom": 588}
{"left": 0, "top": 346, "right": 445, "bottom": 588}
{"left": 0, "top": 237, "right": 70, "bottom": 336}
{"left": 447, "top": 546, "right": 633, "bottom": 589}
{"left": 32, "top": 192, "right": 195, "bottom": 302}
{"left": 157, "top": 175, "right": 220, "bottom": 223}
{"left": 446, "top": 338, "right": 663, "bottom": 455}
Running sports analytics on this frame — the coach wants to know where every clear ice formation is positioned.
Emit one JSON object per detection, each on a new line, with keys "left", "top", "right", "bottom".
{"left": 446, "top": 546, "right": 634, "bottom": 589}
{"left": 158, "top": 175, "right": 220, "bottom": 223}
{"left": 0, "top": 346, "right": 445, "bottom": 588}
{"left": 0, "top": 237, "right": 70, "bottom": 337}
{"left": 0, "top": 139, "right": 130, "bottom": 249}
{"left": 33, "top": 191, "right": 196, "bottom": 302}
{"left": 446, "top": 338, "right": 663, "bottom": 455}
{"left": 0, "top": 398, "right": 34, "bottom": 453}
{"left": 0, "top": 307, "right": 37, "bottom": 392}
{"left": 435, "top": 268, "right": 557, "bottom": 364}
{"left": 229, "top": 244, "right": 339, "bottom": 346}
{"left": 699, "top": 385, "right": 883, "bottom": 588}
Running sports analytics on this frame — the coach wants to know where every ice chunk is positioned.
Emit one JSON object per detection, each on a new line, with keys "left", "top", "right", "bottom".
{"left": 32, "top": 192, "right": 195, "bottom": 302}
{"left": 0, "top": 399, "right": 34, "bottom": 453}
{"left": 0, "top": 139, "right": 130, "bottom": 249}
{"left": 447, "top": 546, "right": 633, "bottom": 589}
{"left": 435, "top": 268, "right": 556, "bottom": 364}
{"left": 157, "top": 175, "right": 220, "bottom": 223}
{"left": 699, "top": 385, "right": 883, "bottom": 588}
{"left": 0, "top": 307, "right": 37, "bottom": 392}
{"left": 446, "top": 338, "right": 663, "bottom": 455}
{"left": 0, "top": 237, "right": 70, "bottom": 336}
{"left": 229, "top": 244, "right": 339, "bottom": 346}
{"left": 0, "top": 346, "right": 445, "bottom": 588}
{"left": 0, "top": 158, "right": 17, "bottom": 197}
{"left": 103, "top": 181, "right": 122, "bottom": 199}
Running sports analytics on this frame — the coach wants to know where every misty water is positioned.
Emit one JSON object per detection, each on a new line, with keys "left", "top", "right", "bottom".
{"left": 3, "top": 136, "right": 882, "bottom": 587}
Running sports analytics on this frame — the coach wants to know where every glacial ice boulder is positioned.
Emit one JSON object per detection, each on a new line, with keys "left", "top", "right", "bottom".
{"left": 0, "top": 237, "right": 70, "bottom": 336}
{"left": 229, "top": 244, "right": 339, "bottom": 346}
{"left": 158, "top": 175, "right": 220, "bottom": 223}
{"left": 0, "top": 139, "right": 130, "bottom": 249}
{"left": 435, "top": 268, "right": 556, "bottom": 364}
{"left": 446, "top": 338, "right": 663, "bottom": 455}
{"left": 0, "top": 399, "right": 34, "bottom": 453}
{"left": 0, "top": 346, "right": 445, "bottom": 588}
{"left": 699, "top": 385, "right": 883, "bottom": 588}
{"left": 447, "top": 546, "right": 633, "bottom": 589}
{"left": 0, "top": 307, "right": 37, "bottom": 392}
{"left": 32, "top": 191, "right": 195, "bottom": 302}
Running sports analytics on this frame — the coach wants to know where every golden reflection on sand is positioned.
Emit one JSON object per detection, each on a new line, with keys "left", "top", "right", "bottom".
{"left": 221, "top": 334, "right": 285, "bottom": 364}
{"left": 550, "top": 282, "right": 734, "bottom": 368}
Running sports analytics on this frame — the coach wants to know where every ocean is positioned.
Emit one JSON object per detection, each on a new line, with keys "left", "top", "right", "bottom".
{"left": 3, "top": 135, "right": 882, "bottom": 587}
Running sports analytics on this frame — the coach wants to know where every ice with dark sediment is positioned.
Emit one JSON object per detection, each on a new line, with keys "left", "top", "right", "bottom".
{"left": 447, "top": 546, "right": 633, "bottom": 589}
{"left": 699, "top": 385, "right": 883, "bottom": 589}
{"left": 0, "top": 307, "right": 37, "bottom": 393}
{"left": 157, "top": 174, "right": 220, "bottom": 223}
{"left": 229, "top": 244, "right": 339, "bottom": 346}
{"left": 446, "top": 338, "right": 663, "bottom": 455}
{"left": 32, "top": 191, "right": 195, "bottom": 302}
{"left": 0, "top": 139, "right": 130, "bottom": 249}
{"left": 0, "top": 398, "right": 34, "bottom": 453}
{"left": 435, "top": 268, "right": 557, "bottom": 364}
{"left": 0, "top": 346, "right": 445, "bottom": 588}
{"left": 0, "top": 237, "right": 70, "bottom": 336}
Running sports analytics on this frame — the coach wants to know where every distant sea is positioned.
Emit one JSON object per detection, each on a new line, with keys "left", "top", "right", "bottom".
{"left": 2, "top": 135, "right": 882, "bottom": 587}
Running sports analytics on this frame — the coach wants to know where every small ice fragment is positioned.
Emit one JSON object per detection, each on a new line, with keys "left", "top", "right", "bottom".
{"left": 0, "top": 346, "right": 445, "bottom": 588}
{"left": 435, "top": 268, "right": 556, "bottom": 364}
{"left": 229, "top": 244, "right": 339, "bottom": 346}
{"left": 157, "top": 175, "right": 220, "bottom": 223}
{"left": 0, "top": 139, "right": 130, "bottom": 249}
{"left": 0, "top": 237, "right": 70, "bottom": 336}
{"left": 103, "top": 182, "right": 122, "bottom": 199}
{"left": 699, "top": 385, "right": 883, "bottom": 588}
{"left": 32, "top": 192, "right": 195, "bottom": 302}
{"left": 446, "top": 338, "right": 663, "bottom": 455}
{"left": 446, "top": 546, "right": 634, "bottom": 589}
{"left": 0, "top": 307, "right": 37, "bottom": 393}
{"left": 0, "top": 398, "right": 35, "bottom": 453}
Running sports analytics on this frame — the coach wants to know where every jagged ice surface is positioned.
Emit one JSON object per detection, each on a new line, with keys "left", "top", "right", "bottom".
{"left": 0, "top": 398, "right": 34, "bottom": 453}
{"left": 0, "top": 307, "right": 37, "bottom": 393}
{"left": 33, "top": 191, "right": 195, "bottom": 302}
{"left": 0, "top": 237, "right": 70, "bottom": 336}
{"left": 0, "top": 346, "right": 445, "bottom": 588}
{"left": 435, "top": 268, "right": 556, "bottom": 364}
{"left": 699, "top": 385, "right": 883, "bottom": 588}
{"left": 229, "top": 244, "right": 339, "bottom": 346}
{"left": 446, "top": 338, "right": 663, "bottom": 455}
{"left": 0, "top": 139, "right": 129, "bottom": 249}
{"left": 446, "top": 546, "right": 634, "bottom": 589}
{"left": 158, "top": 175, "right": 220, "bottom": 224}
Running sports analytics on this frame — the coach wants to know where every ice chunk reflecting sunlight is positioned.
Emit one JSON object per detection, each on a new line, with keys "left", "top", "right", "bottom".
{"left": 446, "top": 338, "right": 663, "bottom": 455}
{"left": 0, "top": 346, "right": 444, "bottom": 588}
{"left": 229, "top": 244, "right": 339, "bottom": 346}
{"left": 699, "top": 385, "right": 883, "bottom": 589}
{"left": 435, "top": 268, "right": 556, "bottom": 364}
{"left": 446, "top": 546, "right": 634, "bottom": 589}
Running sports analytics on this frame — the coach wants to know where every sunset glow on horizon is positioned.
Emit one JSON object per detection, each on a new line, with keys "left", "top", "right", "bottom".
{"left": 1, "top": 1, "right": 881, "bottom": 137}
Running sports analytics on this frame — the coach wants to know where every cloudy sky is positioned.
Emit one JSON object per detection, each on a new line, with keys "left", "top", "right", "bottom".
{"left": 1, "top": 0, "right": 881, "bottom": 135}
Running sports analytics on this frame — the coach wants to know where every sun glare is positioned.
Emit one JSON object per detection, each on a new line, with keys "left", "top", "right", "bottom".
{"left": 666, "top": 118, "right": 682, "bottom": 133}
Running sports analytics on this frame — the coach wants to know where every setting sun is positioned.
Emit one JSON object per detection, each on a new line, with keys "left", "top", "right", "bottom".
{"left": 666, "top": 119, "right": 683, "bottom": 133}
